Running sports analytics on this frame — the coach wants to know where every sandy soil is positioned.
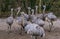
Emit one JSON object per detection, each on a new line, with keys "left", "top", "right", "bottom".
{"left": 0, "top": 18, "right": 60, "bottom": 39}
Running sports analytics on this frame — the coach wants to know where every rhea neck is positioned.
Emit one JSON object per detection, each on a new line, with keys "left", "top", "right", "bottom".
{"left": 10, "top": 8, "right": 13, "bottom": 17}
{"left": 31, "top": 9, "right": 34, "bottom": 15}
{"left": 43, "top": 5, "right": 46, "bottom": 14}
{"left": 28, "top": 7, "right": 31, "bottom": 15}
{"left": 17, "top": 7, "right": 21, "bottom": 15}
{"left": 16, "top": 7, "right": 21, "bottom": 18}
{"left": 35, "top": 6, "right": 38, "bottom": 16}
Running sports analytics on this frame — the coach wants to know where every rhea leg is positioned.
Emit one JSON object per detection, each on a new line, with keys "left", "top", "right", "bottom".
{"left": 49, "top": 20, "right": 53, "bottom": 32}
{"left": 8, "top": 24, "right": 12, "bottom": 34}
{"left": 19, "top": 24, "right": 25, "bottom": 35}
{"left": 31, "top": 36, "right": 37, "bottom": 39}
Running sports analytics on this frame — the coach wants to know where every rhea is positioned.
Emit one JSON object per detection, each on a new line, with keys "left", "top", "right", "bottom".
{"left": 25, "top": 23, "right": 45, "bottom": 39}
{"left": 6, "top": 8, "right": 14, "bottom": 33}
{"left": 46, "top": 12, "right": 57, "bottom": 32}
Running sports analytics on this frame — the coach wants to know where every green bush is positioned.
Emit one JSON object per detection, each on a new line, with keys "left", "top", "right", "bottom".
{"left": 0, "top": 0, "right": 60, "bottom": 18}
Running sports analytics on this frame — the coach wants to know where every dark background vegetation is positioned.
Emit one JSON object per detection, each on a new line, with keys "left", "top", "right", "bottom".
{"left": 0, "top": 0, "right": 60, "bottom": 18}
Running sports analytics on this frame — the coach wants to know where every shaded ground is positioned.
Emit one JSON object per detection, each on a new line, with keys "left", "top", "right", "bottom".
{"left": 0, "top": 30, "right": 60, "bottom": 39}
{"left": 0, "top": 18, "right": 60, "bottom": 39}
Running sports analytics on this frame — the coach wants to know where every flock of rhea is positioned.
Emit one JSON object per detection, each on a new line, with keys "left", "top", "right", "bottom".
{"left": 6, "top": 5, "right": 57, "bottom": 39}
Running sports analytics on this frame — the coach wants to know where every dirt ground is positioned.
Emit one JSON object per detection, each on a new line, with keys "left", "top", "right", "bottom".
{"left": 0, "top": 18, "right": 60, "bottom": 39}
